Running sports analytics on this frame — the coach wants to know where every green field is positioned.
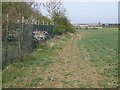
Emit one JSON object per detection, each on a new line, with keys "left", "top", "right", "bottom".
{"left": 2, "top": 28, "right": 119, "bottom": 88}
{"left": 78, "top": 28, "right": 118, "bottom": 87}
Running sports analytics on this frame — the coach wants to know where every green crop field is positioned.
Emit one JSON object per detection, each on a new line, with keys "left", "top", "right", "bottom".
{"left": 2, "top": 28, "right": 119, "bottom": 88}
{"left": 78, "top": 28, "right": 119, "bottom": 88}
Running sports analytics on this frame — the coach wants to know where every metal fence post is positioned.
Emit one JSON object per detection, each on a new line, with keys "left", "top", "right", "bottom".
{"left": 30, "top": 18, "right": 33, "bottom": 52}
{"left": 32, "top": 18, "right": 34, "bottom": 49}
{"left": 47, "top": 22, "right": 48, "bottom": 25}
{"left": 43, "top": 21, "right": 44, "bottom": 31}
{"left": 37, "top": 20, "right": 39, "bottom": 30}
{"left": 20, "top": 16, "right": 24, "bottom": 55}
{"left": 5, "top": 14, "right": 9, "bottom": 65}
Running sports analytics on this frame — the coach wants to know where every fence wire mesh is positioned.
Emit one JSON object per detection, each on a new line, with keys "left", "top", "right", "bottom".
{"left": 2, "top": 14, "right": 54, "bottom": 66}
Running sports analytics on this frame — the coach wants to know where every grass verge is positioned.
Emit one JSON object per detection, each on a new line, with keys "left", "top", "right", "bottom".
{"left": 2, "top": 33, "right": 73, "bottom": 88}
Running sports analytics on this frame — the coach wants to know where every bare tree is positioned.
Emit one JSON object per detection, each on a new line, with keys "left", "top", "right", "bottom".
{"left": 43, "top": 0, "right": 64, "bottom": 21}
{"left": 27, "top": 2, "right": 42, "bottom": 14}
{"left": 28, "top": 2, "right": 41, "bottom": 9}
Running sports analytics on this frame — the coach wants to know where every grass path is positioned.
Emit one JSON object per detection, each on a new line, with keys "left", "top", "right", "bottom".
{"left": 40, "top": 32, "right": 103, "bottom": 88}
{"left": 3, "top": 29, "right": 118, "bottom": 88}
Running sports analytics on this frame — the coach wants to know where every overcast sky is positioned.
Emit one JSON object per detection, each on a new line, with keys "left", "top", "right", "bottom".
{"left": 63, "top": 2, "right": 118, "bottom": 24}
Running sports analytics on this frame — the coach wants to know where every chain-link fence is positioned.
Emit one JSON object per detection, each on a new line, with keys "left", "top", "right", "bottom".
{"left": 2, "top": 14, "right": 54, "bottom": 66}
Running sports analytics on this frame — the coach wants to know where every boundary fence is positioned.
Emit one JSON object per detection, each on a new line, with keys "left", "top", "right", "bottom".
{"left": 2, "top": 14, "right": 55, "bottom": 66}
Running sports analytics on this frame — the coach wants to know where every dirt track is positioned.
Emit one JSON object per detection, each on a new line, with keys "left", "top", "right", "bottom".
{"left": 41, "top": 32, "right": 102, "bottom": 88}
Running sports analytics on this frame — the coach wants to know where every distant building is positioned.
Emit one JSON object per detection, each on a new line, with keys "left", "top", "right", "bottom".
{"left": 74, "top": 24, "right": 103, "bottom": 29}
